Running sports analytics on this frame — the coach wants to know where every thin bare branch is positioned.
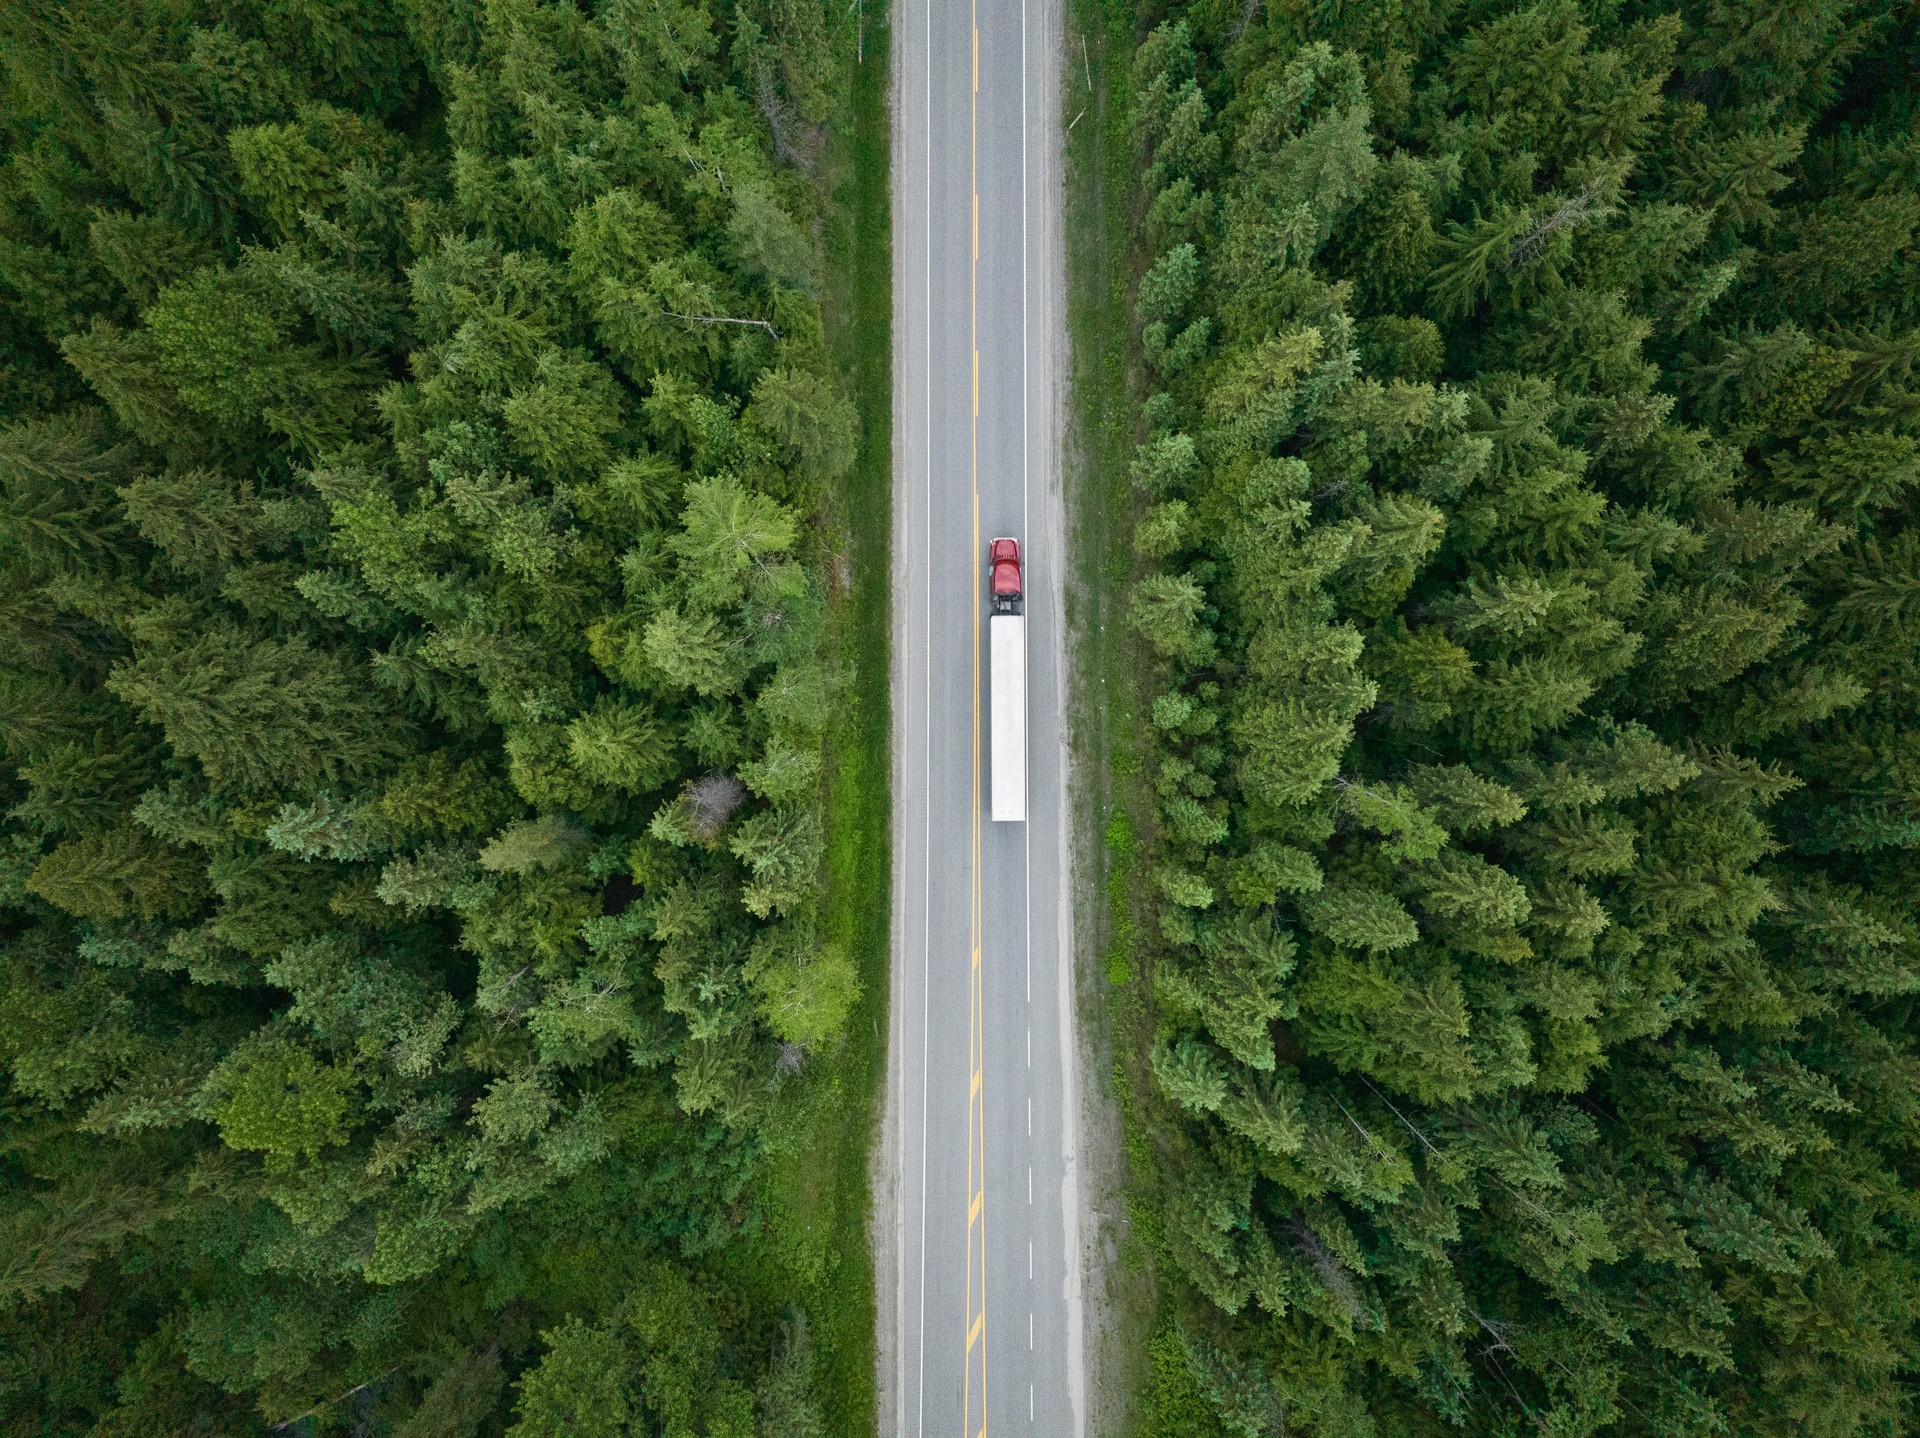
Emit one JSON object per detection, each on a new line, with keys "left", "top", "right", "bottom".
{"left": 661, "top": 310, "right": 781, "bottom": 338}
{"left": 1507, "top": 185, "right": 1610, "bottom": 268}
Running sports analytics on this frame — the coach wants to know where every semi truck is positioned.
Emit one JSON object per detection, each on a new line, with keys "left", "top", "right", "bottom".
{"left": 989, "top": 538, "right": 1026, "bottom": 822}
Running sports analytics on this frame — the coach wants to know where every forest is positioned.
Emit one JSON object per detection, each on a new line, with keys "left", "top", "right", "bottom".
{"left": 1114, "top": 0, "right": 1920, "bottom": 1432}
{"left": 0, "top": 1, "right": 871, "bottom": 1434}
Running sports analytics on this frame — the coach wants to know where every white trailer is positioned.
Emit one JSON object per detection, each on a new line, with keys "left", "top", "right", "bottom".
{"left": 990, "top": 612, "right": 1027, "bottom": 822}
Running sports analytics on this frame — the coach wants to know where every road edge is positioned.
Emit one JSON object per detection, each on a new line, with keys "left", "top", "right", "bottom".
{"left": 1032, "top": 3, "right": 1093, "bottom": 1434}
{"left": 875, "top": 0, "right": 906, "bottom": 1431}
{"left": 813, "top": 0, "right": 894, "bottom": 1430}
{"left": 1060, "top": 2, "right": 1162, "bottom": 1435}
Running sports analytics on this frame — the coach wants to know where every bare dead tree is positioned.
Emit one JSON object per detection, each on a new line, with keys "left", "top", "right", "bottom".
{"left": 1508, "top": 185, "right": 1611, "bottom": 268}
{"left": 1358, "top": 1075, "right": 1445, "bottom": 1159}
{"left": 755, "top": 69, "right": 818, "bottom": 173}
{"left": 270, "top": 1373, "right": 395, "bottom": 1434}
{"left": 661, "top": 311, "right": 780, "bottom": 338}
{"left": 1330, "top": 1094, "right": 1395, "bottom": 1164}
{"left": 686, "top": 773, "right": 748, "bottom": 840}
{"left": 1289, "top": 1217, "right": 1369, "bottom": 1327}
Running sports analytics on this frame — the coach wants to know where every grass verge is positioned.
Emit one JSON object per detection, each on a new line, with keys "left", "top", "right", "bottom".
{"left": 1060, "top": 1, "right": 1154, "bottom": 1435}
{"left": 712, "top": 6, "right": 892, "bottom": 1432}
{"left": 1061, "top": 4, "right": 1231, "bottom": 1437}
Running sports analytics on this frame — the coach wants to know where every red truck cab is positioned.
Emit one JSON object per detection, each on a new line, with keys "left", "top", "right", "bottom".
{"left": 990, "top": 537, "right": 1023, "bottom": 613}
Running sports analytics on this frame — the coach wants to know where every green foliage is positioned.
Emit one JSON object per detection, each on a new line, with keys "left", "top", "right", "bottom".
{"left": 508, "top": 1319, "right": 630, "bottom": 1438}
{"left": 0, "top": 0, "right": 865, "bottom": 1430}
{"left": 1115, "top": 2, "right": 1920, "bottom": 1431}
{"left": 205, "top": 1040, "right": 355, "bottom": 1159}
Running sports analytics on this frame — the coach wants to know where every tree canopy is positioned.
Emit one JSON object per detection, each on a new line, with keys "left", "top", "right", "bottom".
{"left": 0, "top": 1, "right": 857, "bottom": 1432}
{"left": 1118, "top": 1, "right": 1920, "bottom": 1432}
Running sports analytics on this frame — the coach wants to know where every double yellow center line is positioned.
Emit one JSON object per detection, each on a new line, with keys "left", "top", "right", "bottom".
{"left": 964, "top": 9, "right": 988, "bottom": 1438}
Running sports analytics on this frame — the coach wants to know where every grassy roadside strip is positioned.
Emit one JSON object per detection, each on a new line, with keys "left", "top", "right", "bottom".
{"left": 712, "top": 7, "right": 892, "bottom": 1432}
{"left": 1060, "top": 2, "right": 1155, "bottom": 1434}
{"left": 1062, "top": 4, "right": 1235, "bottom": 1435}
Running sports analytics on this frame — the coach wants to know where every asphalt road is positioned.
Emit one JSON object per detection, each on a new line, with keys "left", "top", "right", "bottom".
{"left": 889, "top": 0, "right": 1082, "bottom": 1434}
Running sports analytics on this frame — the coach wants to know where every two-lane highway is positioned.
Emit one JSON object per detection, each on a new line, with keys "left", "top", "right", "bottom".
{"left": 890, "top": 0, "right": 1081, "bottom": 1433}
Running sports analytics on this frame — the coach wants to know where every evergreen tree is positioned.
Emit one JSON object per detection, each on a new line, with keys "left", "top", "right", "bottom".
{"left": 0, "top": 0, "right": 865, "bottom": 1429}
{"left": 1116, "top": 2, "right": 1920, "bottom": 1429}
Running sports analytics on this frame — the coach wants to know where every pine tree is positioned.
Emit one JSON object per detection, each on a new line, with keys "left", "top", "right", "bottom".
{"left": 747, "top": 365, "right": 858, "bottom": 483}
{"left": 756, "top": 1315, "right": 827, "bottom": 1438}
{"left": 26, "top": 825, "right": 206, "bottom": 920}
{"left": 566, "top": 699, "right": 674, "bottom": 793}
{"left": 1112, "top": 3, "right": 1920, "bottom": 1426}
{"left": 0, "top": 1, "right": 861, "bottom": 1424}
{"left": 202, "top": 1040, "right": 356, "bottom": 1160}
{"left": 107, "top": 623, "right": 401, "bottom": 791}
{"left": 506, "top": 1319, "right": 631, "bottom": 1438}
{"left": 670, "top": 473, "right": 800, "bottom": 607}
